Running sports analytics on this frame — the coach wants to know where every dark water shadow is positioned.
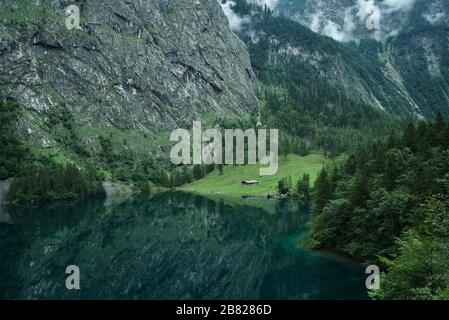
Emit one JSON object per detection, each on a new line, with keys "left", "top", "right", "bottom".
{"left": 0, "top": 192, "right": 368, "bottom": 300}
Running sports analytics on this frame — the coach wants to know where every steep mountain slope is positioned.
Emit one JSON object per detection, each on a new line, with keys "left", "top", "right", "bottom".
{"left": 0, "top": 0, "right": 257, "bottom": 155}
{"left": 217, "top": 2, "right": 400, "bottom": 156}
{"left": 274, "top": 0, "right": 449, "bottom": 118}
{"left": 386, "top": 1, "right": 449, "bottom": 117}
{"left": 229, "top": 1, "right": 418, "bottom": 117}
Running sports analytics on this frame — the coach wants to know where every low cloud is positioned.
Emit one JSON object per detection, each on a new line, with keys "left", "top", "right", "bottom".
{"left": 219, "top": 0, "right": 279, "bottom": 32}
{"left": 308, "top": 0, "right": 417, "bottom": 42}
{"left": 254, "top": 0, "right": 279, "bottom": 10}
{"left": 423, "top": 12, "right": 445, "bottom": 25}
{"left": 356, "top": 0, "right": 378, "bottom": 24}
{"left": 383, "top": 0, "right": 416, "bottom": 13}
{"left": 219, "top": 0, "right": 418, "bottom": 42}
{"left": 310, "top": 13, "right": 321, "bottom": 33}
{"left": 219, "top": 0, "right": 250, "bottom": 32}
{"left": 322, "top": 9, "right": 356, "bottom": 42}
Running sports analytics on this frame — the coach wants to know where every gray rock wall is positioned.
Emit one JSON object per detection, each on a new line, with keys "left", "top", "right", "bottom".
{"left": 0, "top": 0, "right": 258, "bottom": 148}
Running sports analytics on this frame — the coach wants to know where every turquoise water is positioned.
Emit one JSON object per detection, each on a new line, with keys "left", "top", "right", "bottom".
{"left": 0, "top": 192, "right": 368, "bottom": 300}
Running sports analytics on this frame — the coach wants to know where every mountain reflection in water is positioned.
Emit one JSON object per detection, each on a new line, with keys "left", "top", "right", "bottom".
{"left": 0, "top": 192, "right": 367, "bottom": 300}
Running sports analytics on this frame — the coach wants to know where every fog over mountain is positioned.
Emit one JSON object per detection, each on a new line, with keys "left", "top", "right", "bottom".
{"left": 219, "top": 0, "right": 449, "bottom": 119}
{"left": 276, "top": 0, "right": 448, "bottom": 42}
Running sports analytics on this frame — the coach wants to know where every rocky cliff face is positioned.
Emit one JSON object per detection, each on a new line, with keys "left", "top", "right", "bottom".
{"left": 0, "top": 0, "right": 257, "bottom": 150}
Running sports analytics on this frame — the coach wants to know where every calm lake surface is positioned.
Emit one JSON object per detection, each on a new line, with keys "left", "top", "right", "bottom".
{"left": 0, "top": 192, "right": 368, "bottom": 300}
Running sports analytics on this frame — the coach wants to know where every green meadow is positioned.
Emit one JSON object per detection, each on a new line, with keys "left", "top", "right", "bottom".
{"left": 181, "top": 154, "right": 327, "bottom": 197}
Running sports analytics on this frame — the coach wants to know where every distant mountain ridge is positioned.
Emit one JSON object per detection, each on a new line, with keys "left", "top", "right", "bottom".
{"left": 277, "top": 0, "right": 449, "bottom": 42}
{"left": 226, "top": 0, "right": 449, "bottom": 118}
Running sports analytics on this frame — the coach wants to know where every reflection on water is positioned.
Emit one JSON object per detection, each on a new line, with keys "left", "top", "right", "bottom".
{"left": 0, "top": 192, "right": 367, "bottom": 300}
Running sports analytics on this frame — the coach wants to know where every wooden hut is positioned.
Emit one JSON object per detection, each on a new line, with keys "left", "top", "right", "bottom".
{"left": 241, "top": 180, "right": 259, "bottom": 186}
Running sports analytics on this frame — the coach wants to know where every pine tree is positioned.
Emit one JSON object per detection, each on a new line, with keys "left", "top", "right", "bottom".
{"left": 0, "top": 100, "right": 27, "bottom": 179}
{"left": 350, "top": 168, "right": 369, "bottom": 208}
{"left": 182, "top": 166, "right": 193, "bottom": 183}
{"left": 403, "top": 121, "right": 417, "bottom": 152}
{"left": 296, "top": 173, "right": 310, "bottom": 200}
{"left": 313, "top": 169, "right": 333, "bottom": 214}
{"left": 433, "top": 113, "right": 447, "bottom": 147}
{"left": 193, "top": 165, "right": 203, "bottom": 181}
{"left": 278, "top": 177, "right": 292, "bottom": 195}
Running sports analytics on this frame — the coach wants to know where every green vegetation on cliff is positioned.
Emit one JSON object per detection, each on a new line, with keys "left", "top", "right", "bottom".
{"left": 6, "top": 163, "right": 105, "bottom": 203}
{"left": 0, "top": 100, "right": 28, "bottom": 179}
{"left": 230, "top": 3, "right": 403, "bottom": 156}
{"left": 1, "top": 99, "right": 104, "bottom": 203}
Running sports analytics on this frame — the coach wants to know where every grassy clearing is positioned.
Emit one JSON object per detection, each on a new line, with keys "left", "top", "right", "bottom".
{"left": 181, "top": 153, "right": 327, "bottom": 197}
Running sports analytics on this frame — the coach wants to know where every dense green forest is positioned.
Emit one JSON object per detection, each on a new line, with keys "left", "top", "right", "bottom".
{"left": 310, "top": 116, "right": 449, "bottom": 299}
{"left": 0, "top": 95, "right": 239, "bottom": 201}
{"left": 231, "top": 1, "right": 402, "bottom": 156}
{"left": 6, "top": 163, "right": 104, "bottom": 203}
{"left": 0, "top": 97, "right": 234, "bottom": 200}
{"left": 0, "top": 100, "right": 27, "bottom": 180}
{"left": 1, "top": 99, "right": 104, "bottom": 202}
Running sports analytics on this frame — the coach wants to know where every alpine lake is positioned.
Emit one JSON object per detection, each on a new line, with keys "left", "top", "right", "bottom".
{"left": 0, "top": 192, "right": 368, "bottom": 300}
